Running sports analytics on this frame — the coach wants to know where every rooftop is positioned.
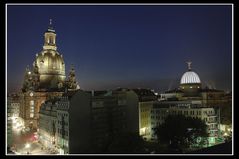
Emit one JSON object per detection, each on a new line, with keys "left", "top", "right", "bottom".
{"left": 164, "top": 88, "right": 183, "bottom": 93}
{"left": 132, "top": 88, "right": 157, "bottom": 102}
{"left": 201, "top": 88, "right": 224, "bottom": 93}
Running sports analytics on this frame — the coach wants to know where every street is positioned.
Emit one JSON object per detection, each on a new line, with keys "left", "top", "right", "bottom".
{"left": 9, "top": 117, "right": 57, "bottom": 155}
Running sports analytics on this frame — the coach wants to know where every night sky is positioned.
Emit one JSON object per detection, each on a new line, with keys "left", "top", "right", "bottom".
{"left": 7, "top": 4, "right": 232, "bottom": 93}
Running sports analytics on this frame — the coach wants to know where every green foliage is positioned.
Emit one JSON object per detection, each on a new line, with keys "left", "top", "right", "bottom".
{"left": 153, "top": 115, "right": 208, "bottom": 149}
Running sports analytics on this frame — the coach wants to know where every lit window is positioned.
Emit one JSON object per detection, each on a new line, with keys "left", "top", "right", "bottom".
{"left": 30, "top": 100, "right": 34, "bottom": 106}
{"left": 49, "top": 36, "right": 53, "bottom": 44}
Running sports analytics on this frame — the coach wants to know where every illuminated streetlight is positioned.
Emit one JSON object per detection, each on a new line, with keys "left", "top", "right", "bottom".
{"left": 25, "top": 143, "right": 31, "bottom": 154}
{"left": 223, "top": 132, "right": 228, "bottom": 136}
{"left": 25, "top": 143, "right": 30, "bottom": 149}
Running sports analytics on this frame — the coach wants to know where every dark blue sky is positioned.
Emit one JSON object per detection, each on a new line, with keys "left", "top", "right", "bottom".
{"left": 7, "top": 5, "right": 232, "bottom": 92}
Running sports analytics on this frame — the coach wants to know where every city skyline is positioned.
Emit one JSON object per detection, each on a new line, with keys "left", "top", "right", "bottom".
{"left": 7, "top": 4, "right": 232, "bottom": 93}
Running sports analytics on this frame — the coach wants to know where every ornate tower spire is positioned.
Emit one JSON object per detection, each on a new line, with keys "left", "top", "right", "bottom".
{"left": 43, "top": 19, "right": 57, "bottom": 50}
{"left": 186, "top": 61, "right": 192, "bottom": 71}
{"left": 48, "top": 19, "right": 54, "bottom": 30}
{"left": 66, "top": 65, "right": 79, "bottom": 90}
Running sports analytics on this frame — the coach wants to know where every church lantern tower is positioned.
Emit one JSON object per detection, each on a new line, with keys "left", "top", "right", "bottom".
{"left": 34, "top": 19, "right": 66, "bottom": 91}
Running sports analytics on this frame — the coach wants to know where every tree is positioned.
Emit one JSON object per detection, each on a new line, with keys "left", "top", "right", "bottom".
{"left": 153, "top": 115, "right": 208, "bottom": 151}
{"left": 220, "top": 105, "right": 232, "bottom": 125}
{"left": 105, "top": 132, "right": 146, "bottom": 153}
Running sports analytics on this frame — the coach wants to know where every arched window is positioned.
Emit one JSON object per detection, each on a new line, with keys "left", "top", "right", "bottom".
{"left": 49, "top": 36, "right": 53, "bottom": 44}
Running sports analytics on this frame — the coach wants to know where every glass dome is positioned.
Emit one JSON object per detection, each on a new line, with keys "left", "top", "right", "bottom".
{"left": 180, "top": 71, "right": 201, "bottom": 84}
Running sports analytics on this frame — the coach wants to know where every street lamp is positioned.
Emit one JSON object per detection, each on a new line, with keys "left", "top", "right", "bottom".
{"left": 223, "top": 132, "right": 228, "bottom": 136}
{"left": 25, "top": 143, "right": 30, "bottom": 148}
{"left": 25, "top": 143, "right": 31, "bottom": 154}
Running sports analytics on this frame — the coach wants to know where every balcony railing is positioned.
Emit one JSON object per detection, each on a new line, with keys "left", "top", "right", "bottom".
{"left": 207, "top": 121, "right": 217, "bottom": 124}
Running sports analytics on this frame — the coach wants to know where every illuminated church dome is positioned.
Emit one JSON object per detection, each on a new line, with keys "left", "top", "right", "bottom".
{"left": 180, "top": 62, "right": 201, "bottom": 84}
{"left": 180, "top": 71, "right": 201, "bottom": 84}
{"left": 179, "top": 62, "right": 201, "bottom": 97}
{"left": 34, "top": 19, "right": 66, "bottom": 90}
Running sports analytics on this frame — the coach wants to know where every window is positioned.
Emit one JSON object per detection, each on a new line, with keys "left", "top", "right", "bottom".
{"left": 49, "top": 36, "right": 53, "bottom": 44}
{"left": 30, "top": 100, "right": 34, "bottom": 106}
